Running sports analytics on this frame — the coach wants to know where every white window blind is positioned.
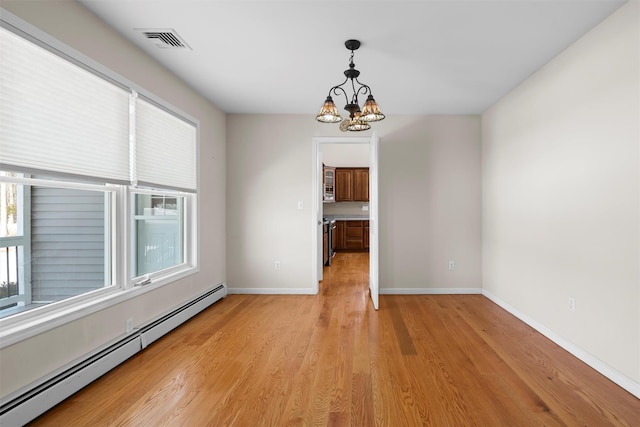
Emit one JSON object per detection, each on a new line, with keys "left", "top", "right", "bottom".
{"left": 135, "top": 97, "right": 197, "bottom": 191}
{"left": 0, "top": 26, "right": 130, "bottom": 183}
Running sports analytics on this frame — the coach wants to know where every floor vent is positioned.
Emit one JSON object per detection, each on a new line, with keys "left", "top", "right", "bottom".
{"left": 136, "top": 28, "right": 192, "bottom": 50}
{"left": 0, "top": 283, "right": 226, "bottom": 426}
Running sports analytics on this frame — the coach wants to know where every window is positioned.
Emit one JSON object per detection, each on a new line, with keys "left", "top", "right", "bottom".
{"left": 0, "top": 17, "right": 198, "bottom": 332}
{"left": 0, "top": 175, "right": 115, "bottom": 317}
{"left": 132, "top": 192, "right": 185, "bottom": 278}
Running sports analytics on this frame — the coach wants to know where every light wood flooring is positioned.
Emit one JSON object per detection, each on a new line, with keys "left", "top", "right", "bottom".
{"left": 30, "top": 252, "right": 639, "bottom": 426}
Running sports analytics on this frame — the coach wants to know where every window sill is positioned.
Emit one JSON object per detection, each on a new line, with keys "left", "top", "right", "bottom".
{"left": 0, "top": 266, "right": 199, "bottom": 350}
{"left": 0, "top": 303, "right": 49, "bottom": 320}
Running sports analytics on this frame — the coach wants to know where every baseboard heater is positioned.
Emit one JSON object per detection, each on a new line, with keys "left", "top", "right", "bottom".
{"left": 0, "top": 283, "right": 226, "bottom": 426}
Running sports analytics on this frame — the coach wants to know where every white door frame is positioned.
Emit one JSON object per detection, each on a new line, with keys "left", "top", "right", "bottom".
{"left": 311, "top": 134, "right": 380, "bottom": 310}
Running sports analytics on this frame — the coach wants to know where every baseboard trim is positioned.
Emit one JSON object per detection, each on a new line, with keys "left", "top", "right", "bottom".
{"left": 379, "top": 288, "right": 482, "bottom": 295}
{"left": 227, "top": 288, "right": 315, "bottom": 295}
{"left": 481, "top": 289, "right": 640, "bottom": 399}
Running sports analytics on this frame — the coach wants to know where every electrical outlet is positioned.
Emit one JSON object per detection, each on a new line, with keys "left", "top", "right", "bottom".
{"left": 275, "top": 261, "right": 281, "bottom": 270}
{"left": 448, "top": 261, "right": 455, "bottom": 270}
{"left": 126, "top": 318, "right": 133, "bottom": 333}
{"left": 568, "top": 297, "right": 575, "bottom": 312}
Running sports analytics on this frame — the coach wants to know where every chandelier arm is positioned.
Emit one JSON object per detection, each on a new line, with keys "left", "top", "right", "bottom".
{"left": 329, "top": 83, "right": 350, "bottom": 108}
{"left": 354, "top": 79, "right": 372, "bottom": 98}
{"left": 355, "top": 85, "right": 370, "bottom": 104}
{"left": 330, "top": 76, "right": 349, "bottom": 92}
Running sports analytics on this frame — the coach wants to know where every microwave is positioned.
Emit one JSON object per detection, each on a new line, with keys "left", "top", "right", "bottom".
{"left": 323, "top": 166, "right": 335, "bottom": 202}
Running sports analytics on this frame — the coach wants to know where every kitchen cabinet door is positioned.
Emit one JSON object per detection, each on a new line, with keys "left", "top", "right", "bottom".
{"left": 335, "top": 221, "right": 346, "bottom": 250}
{"left": 335, "top": 169, "right": 353, "bottom": 201}
{"left": 336, "top": 168, "right": 369, "bottom": 202}
{"left": 346, "top": 221, "right": 364, "bottom": 250}
{"left": 353, "top": 168, "right": 369, "bottom": 201}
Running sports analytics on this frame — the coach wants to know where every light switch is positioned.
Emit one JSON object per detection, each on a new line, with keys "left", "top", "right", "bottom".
{"left": 297, "top": 201, "right": 303, "bottom": 210}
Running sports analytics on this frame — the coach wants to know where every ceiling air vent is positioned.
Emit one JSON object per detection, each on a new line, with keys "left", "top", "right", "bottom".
{"left": 135, "top": 28, "right": 192, "bottom": 50}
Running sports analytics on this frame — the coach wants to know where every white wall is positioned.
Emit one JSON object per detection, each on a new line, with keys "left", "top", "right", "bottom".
{"left": 226, "top": 115, "right": 317, "bottom": 293}
{"left": 378, "top": 116, "right": 482, "bottom": 292}
{"left": 226, "top": 115, "right": 482, "bottom": 294}
{"left": 0, "top": 1, "right": 226, "bottom": 399}
{"left": 322, "top": 144, "right": 369, "bottom": 167}
{"left": 482, "top": 0, "right": 639, "bottom": 385}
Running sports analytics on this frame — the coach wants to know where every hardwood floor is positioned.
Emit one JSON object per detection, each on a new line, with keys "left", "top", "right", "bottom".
{"left": 30, "top": 252, "right": 639, "bottom": 426}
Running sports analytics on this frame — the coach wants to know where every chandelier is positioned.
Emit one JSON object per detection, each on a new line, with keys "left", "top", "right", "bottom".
{"left": 315, "top": 39, "right": 385, "bottom": 131}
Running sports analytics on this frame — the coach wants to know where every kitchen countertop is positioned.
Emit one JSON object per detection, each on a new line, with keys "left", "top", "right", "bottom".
{"left": 324, "top": 215, "right": 370, "bottom": 221}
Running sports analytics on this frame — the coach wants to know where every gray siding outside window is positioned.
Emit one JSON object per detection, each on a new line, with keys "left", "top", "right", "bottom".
{"left": 30, "top": 187, "right": 106, "bottom": 302}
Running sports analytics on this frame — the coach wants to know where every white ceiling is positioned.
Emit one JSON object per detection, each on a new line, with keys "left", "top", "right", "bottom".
{"left": 78, "top": 0, "right": 626, "bottom": 116}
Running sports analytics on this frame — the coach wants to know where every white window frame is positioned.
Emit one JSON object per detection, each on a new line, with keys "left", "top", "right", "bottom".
{"left": 128, "top": 187, "right": 197, "bottom": 287}
{"left": 0, "top": 176, "right": 121, "bottom": 337}
{"left": 0, "top": 177, "right": 30, "bottom": 309}
{"left": 0, "top": 10, "right": 200, "bottom": 349}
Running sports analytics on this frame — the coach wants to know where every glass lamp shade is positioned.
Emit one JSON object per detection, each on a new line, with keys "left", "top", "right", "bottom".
{"left": 346, "top": 111, "right": 371, "bottom": 131}
{"left": 316, "top": 96, "right": 342, "bottom": 123}
{"left": 360, "top": 95, "right": 385, "bottom": 122}
{"left": 347, "top": 120, "right": 371, "bottom": 131}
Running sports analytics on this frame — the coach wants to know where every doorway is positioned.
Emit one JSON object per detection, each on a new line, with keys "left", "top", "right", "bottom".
{"left": 311, "top": 135, "right": 379, "bottom": 310}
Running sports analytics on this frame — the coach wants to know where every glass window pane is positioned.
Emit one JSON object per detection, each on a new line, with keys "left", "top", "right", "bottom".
{"left": 30, "top": 186, "right": 111, "bottom": 302}
{"left": 0, "top": 180, "right": 113, "bottom": 317}
{"left": 133, "top": 193, "right": 184, "bottom": 277}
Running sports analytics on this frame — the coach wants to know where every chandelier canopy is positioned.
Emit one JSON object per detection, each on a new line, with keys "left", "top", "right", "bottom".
{"left": 316, "top": 39, "right": 385, "bottom": 131}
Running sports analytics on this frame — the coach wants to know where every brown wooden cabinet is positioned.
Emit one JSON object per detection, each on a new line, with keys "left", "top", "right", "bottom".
{"left": 335, "top": 220, "right": 368, "bottom": 251}
{"left": 335, "top": 169, "right": 353, "bottom": 201}
{"left": 346, "top": 220, "right": 364, "bottom": 250}
{"left": 364, "top": 221, "right": 369, "bottom": 249}
{"left": 335, "top": 221, "right": 346, "bottom": 250}
{"left": 353, "top": 169, "right": 369, "bottom": 201}
{"left": 335, "top": 168, "right": 369, "bottom": 202}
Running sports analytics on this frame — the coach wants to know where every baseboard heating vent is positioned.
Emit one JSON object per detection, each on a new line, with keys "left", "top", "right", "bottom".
{"left": 0, "top": 336, "right": 141, "bottom": 427}
{"left": 140, "top": 284, "right": 226, "bottom": 348}
{"left": 0, "top": 283, "right": 226, "bottom": 426}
